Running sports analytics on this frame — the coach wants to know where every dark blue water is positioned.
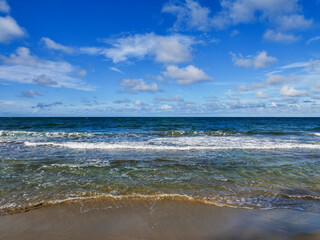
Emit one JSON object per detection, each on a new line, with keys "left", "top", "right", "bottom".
{"left": 1, "top": 117, "right": 320, "bottom": 213}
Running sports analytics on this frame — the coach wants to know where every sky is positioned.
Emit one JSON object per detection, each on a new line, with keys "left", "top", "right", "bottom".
{"left": 0, "top": 0, "right": 320, "bottom": 117}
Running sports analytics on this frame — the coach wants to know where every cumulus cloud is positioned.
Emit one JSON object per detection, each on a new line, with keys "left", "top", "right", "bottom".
{"left": 280, "top": 85, "right": 308, "bottom": 97}
{"left": 265, "top": 74, "right": 294, "bottom": 85}
{"left": 163, "top": 0, "right": 310, "bottom": 34}
{"left": 256, "top": 90, "right": 269, "bottom": 98}
{"left": 81, "top": 33, "right": 194, "bottom": 64}
{"left": 230, "top": 51, "right": 277, "bottom": 69}
{"left": 228, "top": 101, "right": 266, "bottom": 110}
{"left": 162, "top": 0, "right": 212, "bottom": 31}
{"left": 254, "top": 51, "right": 277, "bottom": 68}
{"left": 263, "top": 30, "right": 300, "bottom": 43}
{"left": 159, "top": 104, "right": 173, "bottom": 110}
{"left": 0, "top": 47, "right": 94, "bottom": 90}
{"left": 134, "top": 100, "right": 148, "bottom": 106}
{"left": 238, "top": 73, "right": 296, "bottom": 91}
{"left": 0, "top": 0, "right": 10, "bottom": 13}
{"left": 119, "top": 79, "right": 162, "bottom": 93}
{"left": 0, "top": 16, "right": 25, "bottom": 43}
{"left": 41, "top": 37, "right": 73, "bottom": 54}
{"left": 21, "top": 89, "right": 43, "bottom": 98}
{"left": 0, "top": 47, "right": 37, "bottom": 66}
{"left": 34, "top": 74, "right": 57, "bottom": 86}
{"left": 274, "top": 14, "right": 313, "bottom": 31}
{"left": 163, "top": 65, "right": 212, "bottom": 85}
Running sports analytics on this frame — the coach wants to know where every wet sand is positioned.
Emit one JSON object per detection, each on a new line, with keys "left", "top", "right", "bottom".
{"left": 0, "top": 198, "right": 320, "bottom": 240}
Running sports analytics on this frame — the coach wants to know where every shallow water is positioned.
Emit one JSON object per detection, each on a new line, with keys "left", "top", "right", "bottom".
{"left": 1, "top": 117, "right": 320, "bottom": 213}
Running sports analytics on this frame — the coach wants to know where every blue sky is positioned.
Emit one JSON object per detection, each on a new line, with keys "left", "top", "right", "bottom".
{"left": 0, "top": 0, "right": 320, "bottom": 116}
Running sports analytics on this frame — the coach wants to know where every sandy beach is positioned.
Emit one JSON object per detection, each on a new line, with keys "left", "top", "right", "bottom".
{"left": 1, "top": 197, "right": 320, "bottom": 240}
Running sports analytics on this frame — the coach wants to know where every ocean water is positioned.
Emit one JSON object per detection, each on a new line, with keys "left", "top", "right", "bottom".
{"left": 0, "top": 117, "right": 320, "bottom": 213}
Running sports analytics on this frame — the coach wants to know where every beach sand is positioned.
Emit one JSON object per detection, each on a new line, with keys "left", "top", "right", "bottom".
{"left": 0, "top": 197, "right": 320, "bottom": 240}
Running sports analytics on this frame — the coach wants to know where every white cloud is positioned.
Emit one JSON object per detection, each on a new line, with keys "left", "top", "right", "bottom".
{"left": 238, "top": 73, "right": 296, "bottom": 91}
{"left": 159, "top": 104, "right": 173, "bottom": 110}
{"left": 231, "top": 51, "right": 277, "bottom": 69}
{"left": 109, "top": 66, "right": 122, "bottom": 73}
{"left": 134, "top": 100, "right": 143, "bottom": 105}
{"left": 275, "top": 14, "right": 313, "bottom": 31}
{"left": 265, "top": 74, "right": 293, "bottom": 85}
{"left": 163, "top": 65, "right": 212, "bottom": 85}
{"left": 230, "top": 53, "right": 252, "bottom": 68}
{"left": 281, "top": 59, "right": 320, "bottom": 72}
{"left": 307, "top": 36, "right": 320, "bottom": 45}
{"left": 0, "top": 16, "right": 25, "bottom": 43}
{"left": 81, "top": 33, "right": 194, "bottom": 64}
{"left": 0, "top": 47, "right": 37, "bottom": 66}
{"left": 254, "top": 51, "right": 277, "bottom": 68}
{"left": 21, "top": 89, "right": 43, "bottom": 98}
{"left": 256, "top": 90, "right": 269, "bottom": 98}
{"left": 0, "top": 0, "right": 10, "bottom": 13}
{"left": 162, "top": 0, "right": 212, "bottom": 31}
{"left": 119, "top": 78, "right": 162, "bottom": 93}
{"left": 263, "top": 30, "right": 300, "bottom": 43}
{"left": 280, "top": 85, "right": 308, "bottom": 97}
{"left": 41, "top": 37, "right": 73, "bottom": 54}
{"left": 76, "top": 69, "right": 87, "bottom": 77}
{"left": 0, "top": 47, "right": 94, "bottom": 90}
{"left": 163, "top": 0, "right": 309, "bottom": 32}
{"left": 218, "top": 0, "right": 299, "bottom": 25}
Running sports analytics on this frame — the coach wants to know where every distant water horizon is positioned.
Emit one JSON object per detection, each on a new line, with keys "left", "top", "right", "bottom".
{"left": 1, "top": 117, "right": 320, "bottom": 214}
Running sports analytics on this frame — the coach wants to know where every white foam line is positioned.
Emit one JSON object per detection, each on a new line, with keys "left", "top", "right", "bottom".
{"left": 24, "top": 141, "right": 320, "bottom": 151}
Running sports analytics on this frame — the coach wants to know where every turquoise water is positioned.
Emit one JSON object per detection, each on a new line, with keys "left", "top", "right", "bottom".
{"left": 0, "top": 117, "right": 320, "bottom": 213}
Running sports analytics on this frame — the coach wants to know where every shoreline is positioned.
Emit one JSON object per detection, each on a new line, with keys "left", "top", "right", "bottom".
{"left": 1, "top": 198, "right": 320, "bottom": 240}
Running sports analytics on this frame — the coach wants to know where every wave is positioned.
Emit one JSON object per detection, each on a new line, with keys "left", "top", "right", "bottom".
{"left": 24, "top": 141, "right": 320, "bottom": 151}
{"left": 155, "top": 130, "right": 303, "bottom": 136}
{"left": 2, "top": 130, "right": 318, "bottom": 139}
{"left": 2, "top": 191, "right": 320, "bottom": 216}
{"left": 0, "top": 130, "right": 95, "bottom": 138}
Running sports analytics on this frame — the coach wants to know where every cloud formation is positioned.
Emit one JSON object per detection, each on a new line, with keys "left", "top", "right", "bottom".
{"left": 119, "top": 78, "right": 162, "bottom": 93}
{"left": 162, "top": 0, "right": 212, "bottom": 31}
{"left": 0, "top": 0, "right": 10, "bottom": 13}
{"left": 163, "top": 0, "right": 310, "bottom": 43}
{"left": 231, "top": 51, "right": 277, "bottom": 69}
{"left": 21, "top": 89, "right": 43, "bottom": 98}
{"left": 0, "top": 16, "right": 25, "bottom": 43}
{"left": 109, "top": 66, "right": 122, "bottom": 73}
{"left": 237, "top": 73, "right": 296, "bottom": 91}
{"left": 41, "top": 37, "right": 73, "bottom": 54}
{"left": 163, "top": 65, "right": 212, "bottom": 85}
{"left": 35, "top": 102, "right": 63, "bottom": 109}
{"left": 81, "top": 33, "right": 195, "bottom": 64}
{"left": 307, "top": 36, "right": 320, "bottom": 45}
{"left": 280, "top": 85, "right": 308, "bottom": 97}
{"left": 0, "top": 47, "right": 93, "bottom": 90}
{"left": 263, "top": 30, "right": 300, "bottom": 43}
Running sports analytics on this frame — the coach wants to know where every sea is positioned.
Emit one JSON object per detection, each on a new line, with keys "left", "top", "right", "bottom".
{"left": 0, "top": 117, "right": 320, "bottom": 214}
